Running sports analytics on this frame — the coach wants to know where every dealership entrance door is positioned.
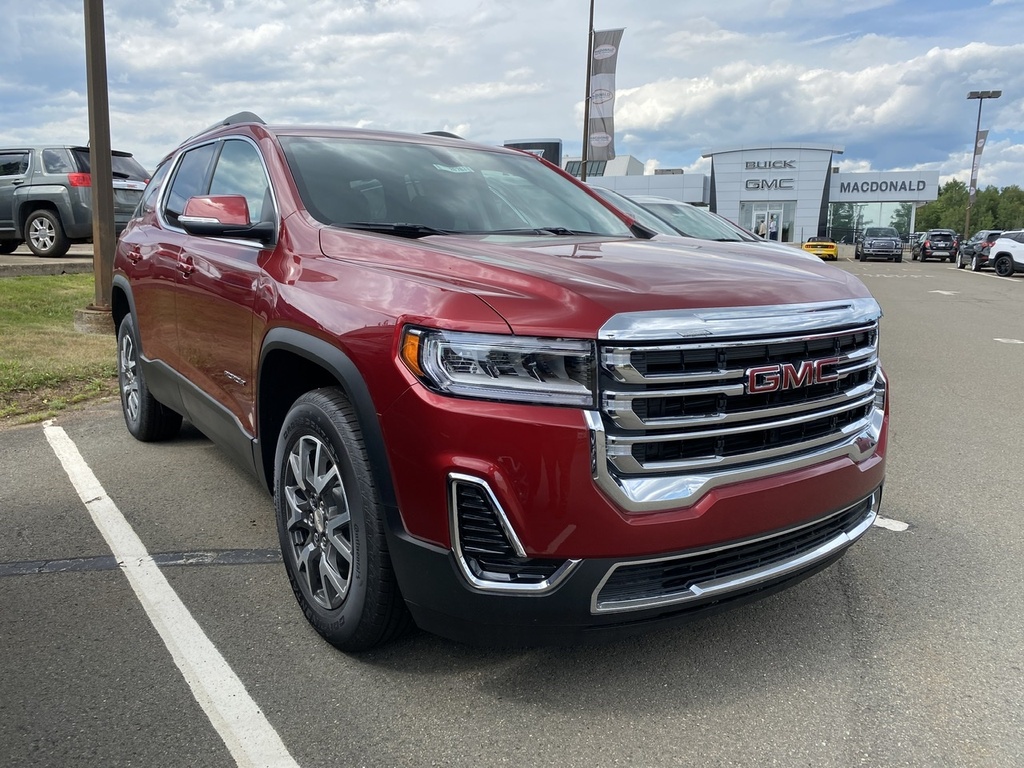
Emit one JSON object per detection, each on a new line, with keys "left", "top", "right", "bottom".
{"left": 745, "top": 202, "right": 795, "bottom": 242}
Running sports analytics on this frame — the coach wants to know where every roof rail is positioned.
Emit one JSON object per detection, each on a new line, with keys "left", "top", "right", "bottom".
{"left": 186, "top": 112, "right": 266, "bottom": 143}
{"left": 423, "top": 130, "right": 463, "bottom": 139}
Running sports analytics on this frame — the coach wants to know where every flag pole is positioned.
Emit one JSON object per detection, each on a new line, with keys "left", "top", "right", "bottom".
{"left": 581, "top": 0, "right": 595, "bottom": 181}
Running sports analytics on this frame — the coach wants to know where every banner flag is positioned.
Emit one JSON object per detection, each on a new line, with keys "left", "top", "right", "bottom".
{"left": 588, "top": 28, "right": 624, "bottom": 162}
{"left": 969, "top": 129, "right": 988, "bottom": 204}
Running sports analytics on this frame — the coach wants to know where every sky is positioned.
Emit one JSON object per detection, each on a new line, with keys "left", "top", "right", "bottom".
{"left": 2, "top": 0, "right": 1022, "bottom": 188}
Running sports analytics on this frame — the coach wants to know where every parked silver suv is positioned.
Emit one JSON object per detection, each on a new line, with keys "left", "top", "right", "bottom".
{"left": 0, "top": 146, "right": 148, "bottom": 257}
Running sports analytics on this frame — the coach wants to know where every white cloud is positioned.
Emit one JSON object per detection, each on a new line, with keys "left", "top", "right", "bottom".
{"left": 1, "top": 0, "right": 1021, "bottom": 189}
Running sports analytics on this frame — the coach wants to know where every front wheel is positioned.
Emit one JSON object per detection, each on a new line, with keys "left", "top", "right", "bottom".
{"left": 275, "top": 388, "right": 411, "bottom": 652}
{"left": 24, "top": 209, "right": 70, "bottom": 258}
{"left": 994, "top": 255, "right": 1015, "bottom": 278}
{"left": 117, "top": 314, "right": 182, "bottom": 441}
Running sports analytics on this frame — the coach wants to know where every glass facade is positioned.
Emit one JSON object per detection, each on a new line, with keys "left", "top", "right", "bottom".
{"left": 827, "top": 201, "right": 915, "bottom": 244}
{"left": 564, "top": 160, "right": 607, "bottom": 178}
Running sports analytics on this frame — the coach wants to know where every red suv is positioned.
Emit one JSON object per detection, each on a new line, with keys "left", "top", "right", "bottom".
{"left": 113, "top": 114, "right": 889, "bottom": 650}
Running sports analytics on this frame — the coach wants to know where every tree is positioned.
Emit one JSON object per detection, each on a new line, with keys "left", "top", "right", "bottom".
{"left": 916, "top": 180, "right": 1024, "bottom": 236}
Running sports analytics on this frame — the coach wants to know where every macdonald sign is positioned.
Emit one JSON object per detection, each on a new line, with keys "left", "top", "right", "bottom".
{"left": 831, "top": 171, "right": 939, "bottom": 202}
{"left": 840, "top": 179, "right": 927, "bottom": 194}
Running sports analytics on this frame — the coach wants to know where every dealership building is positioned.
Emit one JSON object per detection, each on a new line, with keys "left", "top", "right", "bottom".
{"left": 560, "top": 143, "right": 940, "bottom": 243}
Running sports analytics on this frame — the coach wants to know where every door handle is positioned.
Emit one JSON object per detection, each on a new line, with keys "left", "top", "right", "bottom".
{"left": 178, "top": 255, "right": 195, "bottom": 277}
{"left": 126, "top": 246, "right": 142, "bottom": 264}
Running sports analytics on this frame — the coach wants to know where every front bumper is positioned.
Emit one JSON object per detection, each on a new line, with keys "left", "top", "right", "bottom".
{"left": 379, "top": 372, "right": 888, "bottom": 643}
{"left": 389, "top": 488, "right": 880, "bottom": 645}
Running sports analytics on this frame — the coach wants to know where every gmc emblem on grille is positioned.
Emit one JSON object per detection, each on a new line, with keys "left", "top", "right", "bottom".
{"left": 746, "top": 357, "right": 840, "bottom": 394}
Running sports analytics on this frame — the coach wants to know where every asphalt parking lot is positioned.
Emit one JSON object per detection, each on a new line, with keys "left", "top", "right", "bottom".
{"left": 2, "top": 256, "right": 1023, "bottom": 767}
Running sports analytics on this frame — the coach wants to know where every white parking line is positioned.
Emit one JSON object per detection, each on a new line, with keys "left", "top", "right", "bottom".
{"left": 43, "top": 422, "right": 298, "bottom": 768}
{"left": 873, "top": 516, "right": 910, "bottom": 532}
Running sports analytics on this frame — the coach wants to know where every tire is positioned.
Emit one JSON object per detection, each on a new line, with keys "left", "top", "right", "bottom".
{"left": 971, "top": 254, "right": 982, "bottom": 272}
{"left": 994, "top": 255, "right": 1015, "bottom": 278}
{"left": 275, "top": 388, "right": 411, "bottom": 652}
{"left": 117, "top": 314, "right": 182, "bottom": 441}
{"left": 895, "top": 255, "right": 903, "bottom": 263}
{"left": 920, "top": 253, "right": 927, "bottom": 263}
{"left": 956, "top": 251, "right": 966, "bottom": 269}
{"left": 911, "top": 251, "right": 918, "bottom": 261}
{"left": 24, "top": 209, "right": 70, "bottom": 258}
{"left": 0, "top": 240, "right": 18, "bottom": 255}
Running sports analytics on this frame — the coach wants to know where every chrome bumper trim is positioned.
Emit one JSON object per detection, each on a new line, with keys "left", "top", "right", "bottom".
{"left": 591, "top": 490, "right": 879, "bottom": 615}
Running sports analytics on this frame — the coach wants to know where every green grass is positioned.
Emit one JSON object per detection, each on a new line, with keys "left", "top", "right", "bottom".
{"left": 0, "top": 273, "right": 118, "bottom": 423}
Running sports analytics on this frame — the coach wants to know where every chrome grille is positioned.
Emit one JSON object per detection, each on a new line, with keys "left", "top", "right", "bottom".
{"left": 591, "top": 299, "right": 885, "bottom": 510}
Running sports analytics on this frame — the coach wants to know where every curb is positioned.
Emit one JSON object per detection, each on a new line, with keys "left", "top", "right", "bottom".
{"left": 0, "top": 261, "right": 94, "bottom": 277}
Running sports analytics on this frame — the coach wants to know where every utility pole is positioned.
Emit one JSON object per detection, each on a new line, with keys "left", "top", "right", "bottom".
{"left": 580, "top": 0, "right": 595, "bottom": 182}
{"left": 77, "top": 0, "right": 116, "bottom": 332}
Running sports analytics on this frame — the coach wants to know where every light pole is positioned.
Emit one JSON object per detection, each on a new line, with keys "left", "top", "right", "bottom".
{"left": 964, "top": 89, "right": 1001, "bottom": 239}
{"left": 580, "top": 0, "right": 595, "bottom": 181}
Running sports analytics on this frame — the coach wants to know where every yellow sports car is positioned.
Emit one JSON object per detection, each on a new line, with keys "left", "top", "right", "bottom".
{"left": 802, "top": 236, "right": 839, "bottom": 261}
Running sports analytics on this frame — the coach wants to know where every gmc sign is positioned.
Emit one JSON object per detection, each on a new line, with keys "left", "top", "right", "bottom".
{"left": 746, "top": 357, "right": 840, "bottom": 394}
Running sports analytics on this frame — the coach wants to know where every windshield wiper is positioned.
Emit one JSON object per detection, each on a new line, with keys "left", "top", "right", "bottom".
{"left": 486, "top": 227, "right": 603, "bottom": 237}
{"left": 339, "top": 222, "right": 454, "bottom": 238}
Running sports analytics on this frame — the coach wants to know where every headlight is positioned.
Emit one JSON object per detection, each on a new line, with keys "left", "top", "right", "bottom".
{"left": 401, "top": 327, "right": 596, "bottom": 407}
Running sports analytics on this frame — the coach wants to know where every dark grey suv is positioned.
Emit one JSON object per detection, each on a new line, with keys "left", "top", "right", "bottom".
{"left": 0, "top": 146, "right": 148, "bottom": 257}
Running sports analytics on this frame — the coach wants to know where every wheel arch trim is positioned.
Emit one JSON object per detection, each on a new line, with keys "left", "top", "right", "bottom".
{"left": 256, "top": 327, "right": 398, "bottom": 512}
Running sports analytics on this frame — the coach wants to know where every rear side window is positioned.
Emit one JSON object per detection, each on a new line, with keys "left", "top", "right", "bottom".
{"left": 164, "top": 143, "right": 217, "bottom": 224}
{"left": 0, "top": 151, "right": 29, "bottom": 177}
{"left": 41, "top": 148, "right": 74, "bottom": 174}
{"left": 137, "top": 161, "right": 172, "bottom": 217}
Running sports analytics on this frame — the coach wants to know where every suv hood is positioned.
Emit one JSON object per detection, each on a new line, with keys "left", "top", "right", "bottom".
{"left": 320, "top": 230, "right": 873, "bottom": 336}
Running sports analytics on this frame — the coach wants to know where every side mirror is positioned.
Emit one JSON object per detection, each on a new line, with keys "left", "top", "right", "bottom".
{"left": 179, "top": 194, "right": 275, "bottom": 243}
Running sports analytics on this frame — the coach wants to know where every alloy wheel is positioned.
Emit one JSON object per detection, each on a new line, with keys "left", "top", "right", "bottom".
{"left": 119, "top": 332, "right": 140, "bottom": 424}
{"left": 282, "top": 434, "right": 352, "bottom": 610}
{"left": 28, "top": 217, "right": 55, "bottom": 252}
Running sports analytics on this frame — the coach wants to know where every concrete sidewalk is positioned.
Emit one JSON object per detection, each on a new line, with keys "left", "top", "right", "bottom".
{"left": 0, "top": 244, "right": 94, "bottom": 277}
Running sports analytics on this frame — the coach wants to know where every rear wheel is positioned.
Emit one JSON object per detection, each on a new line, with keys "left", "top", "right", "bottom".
{"left": 275, "top": 388, "right": 411, "bottom": 652}
{"left": 971, "top": 254, "right": 982, "bottom": 272}
{"left": 956, "top": 251, "right": 966, "bottom": 269}
{"left": 117, "top": 314, "right": 182, "bottom": 441}
{"left": 24, "top": 209, "right": 70, "bottom": 258}
{"left": 994, "top": 255, "right": 1015, "bottom": 278}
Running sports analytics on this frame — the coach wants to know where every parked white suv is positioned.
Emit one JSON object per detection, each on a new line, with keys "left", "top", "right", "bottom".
{"left": 990, "top": 231, "right": 1024, "bottom": 278}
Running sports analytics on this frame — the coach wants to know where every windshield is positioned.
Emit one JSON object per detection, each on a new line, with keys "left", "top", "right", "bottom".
{"left": 640, "top": 200, "right": 754, "bottom": 242}
{"left": 279, "top": 136, "right": 633, "bottom": 238}
{"left": 589, "top": 188, "right": 680, "bottom": 236}
{"left": 865, "top": 227, "right": 899, "bottom": 238}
